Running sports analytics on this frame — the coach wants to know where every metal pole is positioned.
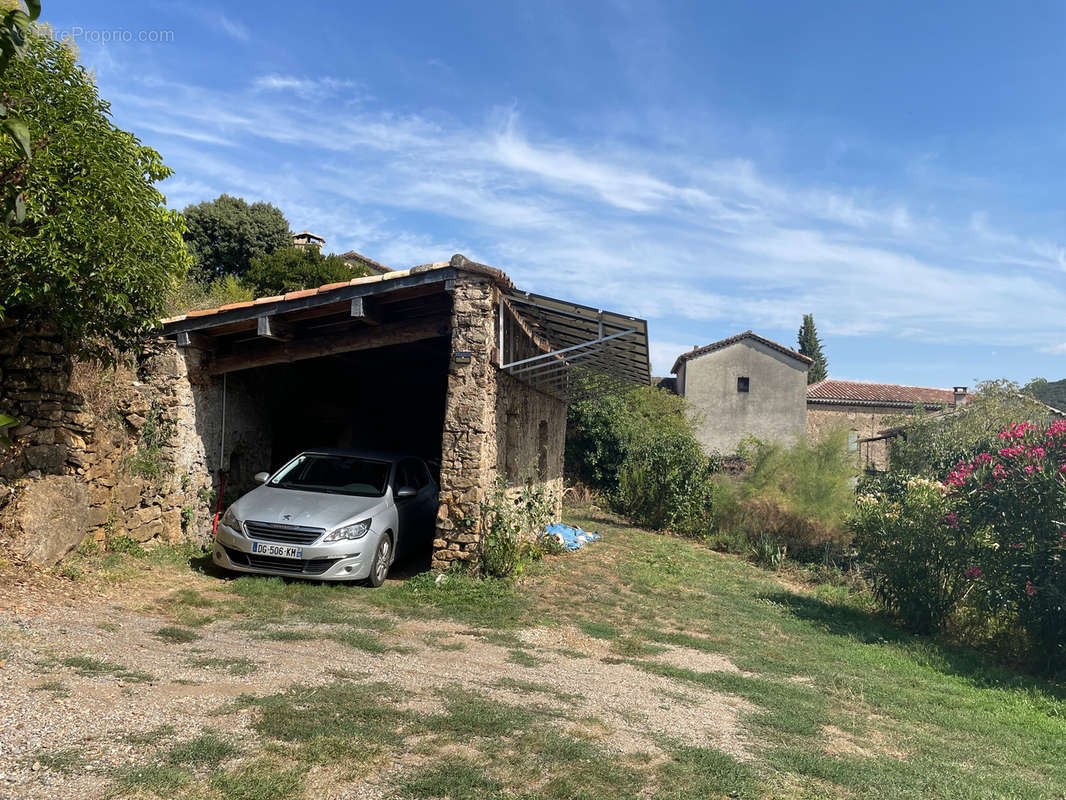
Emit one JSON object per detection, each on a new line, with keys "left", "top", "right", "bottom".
{"left": 219, "top": 372, "right": 227, "bottom": 469}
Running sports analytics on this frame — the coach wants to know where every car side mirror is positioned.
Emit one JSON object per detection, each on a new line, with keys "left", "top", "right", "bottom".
{"left": 395, "top": 486, "right": 417, "bottom": 499}
{"left": 254, "top": 471, "right": 271, "bottom": 484}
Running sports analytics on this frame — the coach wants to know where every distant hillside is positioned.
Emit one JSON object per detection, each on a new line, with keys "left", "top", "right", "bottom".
{"left": 1025, "top": 378, "right": 1066, "bottom": 409}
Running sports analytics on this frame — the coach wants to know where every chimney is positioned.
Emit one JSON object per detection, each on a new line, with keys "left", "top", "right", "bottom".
{"left": 953, "top": 386, "right": 968, "bottom": 406}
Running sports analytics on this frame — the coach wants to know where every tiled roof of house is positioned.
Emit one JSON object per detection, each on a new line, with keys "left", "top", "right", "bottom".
{"left": 670, "top": 331, "right": 812, "bottom": 375}
{"left": 807, "top": 379, "right": 958, "bottom": 408}
{"left": 337, "top": 249, "right": 393, "bottom": 275}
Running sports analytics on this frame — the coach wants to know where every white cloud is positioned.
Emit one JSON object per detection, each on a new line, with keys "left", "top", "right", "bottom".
{"left": 218, "top": 15, "right": 250, "bottom": 42}
{"left": 252, "top": 74, "right": 361, "bottom": 98}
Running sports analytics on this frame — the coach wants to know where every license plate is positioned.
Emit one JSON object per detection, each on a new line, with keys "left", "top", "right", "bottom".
{"left": 252, "top": 542, "right": 303, "bottom": 559}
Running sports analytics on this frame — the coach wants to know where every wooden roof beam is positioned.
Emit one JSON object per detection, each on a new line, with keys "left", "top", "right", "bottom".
{"left": 204, "top": 318, "right": 450, "bottom": 376}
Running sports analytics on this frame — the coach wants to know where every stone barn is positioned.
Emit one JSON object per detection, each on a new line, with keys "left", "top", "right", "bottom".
{"left": 158, "top": 255, "right": 650, "bottom": 570}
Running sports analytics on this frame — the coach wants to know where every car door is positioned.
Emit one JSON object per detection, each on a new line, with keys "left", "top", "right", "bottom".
{"left": 394, "top": 459, "right": 433, "bottom": 558}
{"left": 413, "top": 459, "right": 439, "bottom": 537}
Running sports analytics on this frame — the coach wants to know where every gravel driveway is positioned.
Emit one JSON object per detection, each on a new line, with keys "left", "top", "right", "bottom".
{"left": 0, "top": 568, "right": 750, "bottom": 799}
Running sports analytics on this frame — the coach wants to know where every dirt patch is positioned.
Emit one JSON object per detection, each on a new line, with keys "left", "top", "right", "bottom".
{"left": 515, "top": 624, "right": 614, "bottom": 659}
{"left": 822, "top": 725, "right": 906, "bottom": 761}
{"left": 650, "top": 644, "right": 743, "bottom": 675}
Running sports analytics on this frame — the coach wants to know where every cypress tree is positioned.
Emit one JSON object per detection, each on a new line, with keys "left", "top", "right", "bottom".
{"left": 798, "top": 314, "right": 828, "bottom": 384}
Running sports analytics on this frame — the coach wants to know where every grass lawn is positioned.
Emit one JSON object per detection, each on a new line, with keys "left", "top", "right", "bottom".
{"left": 23, "top": 505, "right": 1066, "bottom": 799}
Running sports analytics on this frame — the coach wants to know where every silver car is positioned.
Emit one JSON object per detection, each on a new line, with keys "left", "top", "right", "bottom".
{"left": 212, "top": 450, "right": 439, "bottom": 586}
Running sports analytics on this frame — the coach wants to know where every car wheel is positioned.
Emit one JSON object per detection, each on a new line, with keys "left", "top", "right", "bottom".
{"left": 366, "top": 534, "right": 392, "bottom": 588}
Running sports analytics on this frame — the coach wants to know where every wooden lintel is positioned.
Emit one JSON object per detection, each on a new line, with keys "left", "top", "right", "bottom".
{"left": 349, "top": 297, "right": 381, "bottom": 325}
{"left": 176, "top": 331, "right": 214, "bottom": 350}
{"left": 205, "top": 319, "right": 449, "bottom": 375}
{"left": 257, "top": 315, "right": 294, "bottom": 341}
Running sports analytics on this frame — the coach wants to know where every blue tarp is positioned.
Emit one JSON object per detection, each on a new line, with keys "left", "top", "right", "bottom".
{"left": 545, "top": 522, "right": 600, "bottom": 551}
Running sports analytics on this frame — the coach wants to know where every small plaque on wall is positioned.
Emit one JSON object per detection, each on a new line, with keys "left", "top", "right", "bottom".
{"left": 454, "top": 351, "right": 472, "bottom": 364}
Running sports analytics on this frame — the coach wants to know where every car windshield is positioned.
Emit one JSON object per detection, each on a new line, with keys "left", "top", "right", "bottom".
{"left": 268, "top": 454, "right": 391, "bottom": 497}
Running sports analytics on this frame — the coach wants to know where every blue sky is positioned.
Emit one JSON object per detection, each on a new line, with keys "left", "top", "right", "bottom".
{"left": 43, "top": 1, "right": 1066, "bottom": 384}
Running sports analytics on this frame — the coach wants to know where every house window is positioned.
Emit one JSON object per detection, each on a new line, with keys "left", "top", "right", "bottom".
{"left": 737, "top": 376, "right": 749, "bottom": 393}
{"left": 848, "top": 431, "right": 859, "bottom": 452}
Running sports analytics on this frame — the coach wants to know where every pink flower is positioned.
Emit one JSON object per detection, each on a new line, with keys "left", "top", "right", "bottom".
{"left": 1025, "top": 465, "right": 1036, "bottom": 475}
{"left": 944, "top": 512, "right": 959, "bottom": 528}
{"left": 964, "top": 566, "right": 983, "bottom": 579}
{"left": 1025, "top": 581, "right": 1038, "bottom": 596}
{"left": 999, "top": 421, "right": 1038, "bottom": 440}
{"left": 975, "top": 452, "right": 993, "bottom": 464}
{"left": 1011, "top": 543, "right": 1024, "bottom": 550}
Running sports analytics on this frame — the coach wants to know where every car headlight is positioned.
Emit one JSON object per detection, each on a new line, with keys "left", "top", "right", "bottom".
{"left": 323, "top": 519, "right": 371, "bottom": 542}
{"left": 220, "top": 506, "right": 241, "bottom": 532}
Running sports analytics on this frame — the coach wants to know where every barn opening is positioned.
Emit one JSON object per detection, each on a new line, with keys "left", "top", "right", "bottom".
{"left": 247, "top": 338, "right": 450, "bottom": 474}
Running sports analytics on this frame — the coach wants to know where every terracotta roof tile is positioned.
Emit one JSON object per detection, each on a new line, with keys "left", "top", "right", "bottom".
{"left": 807, "top": 379, "right": 958, "bottom": 407}
{"left": 671, "top": 331, "right": 812, "bottom": 374}
{"left": 283, "top": 288, "right": 319, "bottom": 301}
{"left": 217, "top": 300, "right": 255, "bottom": 311}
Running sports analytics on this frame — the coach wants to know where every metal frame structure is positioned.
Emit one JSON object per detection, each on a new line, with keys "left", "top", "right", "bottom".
{"left": 499, "top": 290, "right": 651, "bottom": 396}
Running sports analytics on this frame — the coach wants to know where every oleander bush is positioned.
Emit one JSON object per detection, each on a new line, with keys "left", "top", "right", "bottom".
{"left": 854, "top": 418, "right": 1066, "bottom": 672}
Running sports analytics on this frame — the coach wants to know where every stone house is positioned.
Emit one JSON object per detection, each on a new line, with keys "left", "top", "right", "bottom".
{"left": 670, "top": 331, "right": 811, "bottom": 455}
{"left": 806, "top": 379, "right": 968, "bottom": 471}
{"left": 291, "top": 231, "right": 325, "bottom": 250}
{"left": 0, "top": 255, "right": 649, "bottom": 570}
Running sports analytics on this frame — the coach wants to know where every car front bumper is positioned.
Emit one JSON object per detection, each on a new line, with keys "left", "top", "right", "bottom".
{"left": 213, "top": 522, "right": 376, "bottom": 581}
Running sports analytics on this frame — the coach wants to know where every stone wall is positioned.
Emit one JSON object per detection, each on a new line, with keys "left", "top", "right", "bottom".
{"left": 432, "top": 276, "right": 500, "bottom": 570}
{"left": 431, "top": 276, "right": 568, "bottom": 570}
{"left": 0, "top": 320, "right": 90, "bottom": 481}
{"left": 0, "top": 326, "right": 215, "bottom": 567}
{"left": 806, "top": 403, "right": 905, "bottom": 472}
{"left": 496, "top": 371, "right": 566, "bottom": 504}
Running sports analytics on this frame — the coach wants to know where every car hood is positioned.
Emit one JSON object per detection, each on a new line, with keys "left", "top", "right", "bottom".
{"left": 232, "top": 485, "right": 389, "bottom": 531}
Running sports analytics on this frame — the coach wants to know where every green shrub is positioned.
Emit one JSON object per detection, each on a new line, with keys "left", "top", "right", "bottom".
{"left": 479, "top": 480, "right": 557, "bottom": 578}
{"left": 123, "top": 406, "right": 174, "bottom": 482}
{"left": 715, "top": 432, "right": 856, "bottom": 559}
{"left": 851, "top": 477, "right": 975, "bottom": 634}
{"left": 245, "top": 246, "right": 370, "bottom": 296}
{"left": 165, "top": 273, "right": 255, "bottom": 316}
{"left": 615, "top": 428, "right": 715, "bottom": 537}
{"left": 566, "top": 370, "right": 719, "bottom": 537}
{"left": 566, "top": 371, "right": 700, "bottom": 494}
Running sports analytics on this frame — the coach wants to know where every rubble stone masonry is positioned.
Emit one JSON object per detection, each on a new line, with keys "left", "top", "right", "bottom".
{"left": 0, "top": 322, "right": 212, "bottom": 567}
